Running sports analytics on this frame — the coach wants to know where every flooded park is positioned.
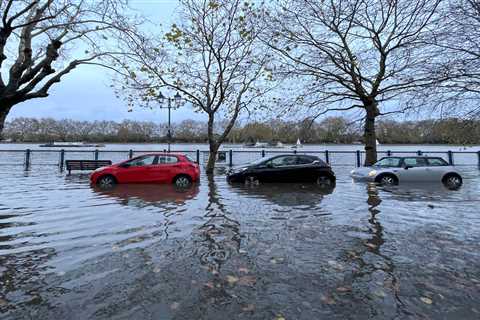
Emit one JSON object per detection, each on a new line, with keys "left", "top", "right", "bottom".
{"left": 0, "top": 152, "right": 479, "bottom": 319}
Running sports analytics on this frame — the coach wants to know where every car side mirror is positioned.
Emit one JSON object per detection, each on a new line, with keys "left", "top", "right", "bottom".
{"left": 266, "top": 163, "right": 274, "bottom": 168}
{"left": 120, "top": 163, "right": 131, "bottom": 168}
{"left": 403, "top": 165, "right": 412, "bottom": 170}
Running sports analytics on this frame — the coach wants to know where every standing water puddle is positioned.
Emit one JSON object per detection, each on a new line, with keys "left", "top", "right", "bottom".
{"left": 0, "top": 166, "right": 479, "bottom": 319}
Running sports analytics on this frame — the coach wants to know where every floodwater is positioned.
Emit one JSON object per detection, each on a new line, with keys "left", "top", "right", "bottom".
{"left": 0, "top": 166, "right": 479, "bottom": 319}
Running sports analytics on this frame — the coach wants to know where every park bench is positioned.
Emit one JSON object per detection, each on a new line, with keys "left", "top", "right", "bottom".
{"left": 65, "top": 160, "right": 112, "bottom": 175}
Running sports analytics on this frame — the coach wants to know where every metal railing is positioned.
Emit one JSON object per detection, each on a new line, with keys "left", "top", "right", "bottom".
{"left": 0, "top": 148, "right": 479, "bottom": 171}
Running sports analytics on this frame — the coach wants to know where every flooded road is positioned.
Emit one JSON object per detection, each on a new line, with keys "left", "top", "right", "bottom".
{"left": 0, "top": 166, "right": 479, "bottom": 319}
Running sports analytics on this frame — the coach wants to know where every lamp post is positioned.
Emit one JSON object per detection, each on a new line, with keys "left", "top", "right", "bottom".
{"left": 158, "top": 92, "right": 183, "bottom": 152}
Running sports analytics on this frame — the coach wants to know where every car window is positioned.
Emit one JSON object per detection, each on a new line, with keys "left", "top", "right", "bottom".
{"left": 297, "top": 156, "right": 315, "bottom": 165}
{"left": 158, "top": 156, "right": 178, "bottom": 164}
{"left": 427, "top": 158, "right": 449, "bottom": 166}
{"left": 269, "top": 156, "right": 297, "bottom": 167}
{"left": 128, "top": 155, "right": 157, "bottom": 167}
{"left": 186, "top": 155, "right": 196, "bottom": 163}
{"left": 403, "top": 158, "right": 428, "bottom": 167}
{"left": 374, "top": 157, "right": 401, "bottom": 167}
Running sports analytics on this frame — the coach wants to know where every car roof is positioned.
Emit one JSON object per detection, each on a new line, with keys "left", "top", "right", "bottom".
{"left": 382, "top": 156, "right": 444, "bottom": 159}
{"left": 135, "top": 153, "right": 185, "bottom": 157}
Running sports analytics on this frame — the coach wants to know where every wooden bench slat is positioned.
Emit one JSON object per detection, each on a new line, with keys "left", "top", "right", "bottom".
{"left": 65, "top": 160, "right": 112, "bottom": 174}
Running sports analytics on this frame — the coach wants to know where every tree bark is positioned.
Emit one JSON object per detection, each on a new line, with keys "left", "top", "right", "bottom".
{"left": 363, "top": 100, "right": 380, "bottom": 166}
{"left": 206, "top": 142, "right": 219, "bottom": 175}
{"left": 0, "top": 103, "right": 12, "bottom": 140}
{"left": 206, "top": 114, "right": 218, "bottom": 175}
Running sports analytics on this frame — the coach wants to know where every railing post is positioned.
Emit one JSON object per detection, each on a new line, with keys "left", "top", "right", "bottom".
{"left": 129, "top": 149, "right": 133, "bottom": 159}
{"left": 229, "top": 150, "right": 233, "bottom": 167}
{"left": 196, "top": 149, "right": 200, "bottom": 164}
{"left": 448, "top": 151, "right": 454, "bottom": 165}
{"left": 417, "top": 150, "right": 422, "bottom": 156}
{"left": 387, "top": 150, "right": 392, "bottom": 156}
{"left": 325, "top": 150, "right": 330, "bottom": 164}
{"left": 59, "top": 149, "right": 65, "bottom": 171}
{"left": 261, "top": 149, "right": 265, "bottom": 158}
{"left": 356, "top": 150, "right": 361, "bottom": 167}
{"left": 94, "top": 149, "right": 99, "bottom": 161}
{"left": 477, "top": 151, "right": 480, "bottom": 169}
{"left": 25, "top": 149, "right": 31, "bottom": 171}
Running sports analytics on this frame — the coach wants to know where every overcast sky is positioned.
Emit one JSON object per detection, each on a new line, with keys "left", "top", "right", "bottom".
{"left": 8, "top": 0, "right": 209, "bottom": 124}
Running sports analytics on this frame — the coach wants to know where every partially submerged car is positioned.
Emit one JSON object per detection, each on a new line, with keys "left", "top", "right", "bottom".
{"left": 350, "top": 156, "right": 463, "bottom": 189}
{"left": 227, "top": 154, "right": 336, "bottom": 186}
{"left": 90, "top": 153, "right": 200, "bottom": 188}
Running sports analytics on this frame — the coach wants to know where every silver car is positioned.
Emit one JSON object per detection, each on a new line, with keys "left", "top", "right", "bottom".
{"left": 350, "top": 156, "right": 463, "bottom": 189}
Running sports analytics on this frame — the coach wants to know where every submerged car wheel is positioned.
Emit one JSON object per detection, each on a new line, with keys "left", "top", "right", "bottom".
{"left": 377, "top": 174, "right": 398, "bottom": 186}
{"left": 174, "top": 175, "right": 192, "bottom": 188}
{"left": 97, "top": 175, "right": 116, "bottom": 189}
{"left": 443, "top": 174, "right": 462, "bottom": 190}
{"left": 316, "top": 175, "right": 334, "bottom": 187}
{"left": 244, "top": 175, "right": 260, "bottom": 185}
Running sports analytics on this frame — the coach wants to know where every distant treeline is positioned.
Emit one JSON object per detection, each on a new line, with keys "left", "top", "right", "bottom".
{"left": 2, "top": 117, "right": 480, "bottom": 145}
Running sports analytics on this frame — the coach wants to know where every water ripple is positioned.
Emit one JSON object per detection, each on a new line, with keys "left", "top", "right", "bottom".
{"left": 0, "top": 166, "right": 479, "bottom": 319}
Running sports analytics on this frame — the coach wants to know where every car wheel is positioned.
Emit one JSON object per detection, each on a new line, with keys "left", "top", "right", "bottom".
{"left": 97, "top": 175, "right": 116, "bottom": 189}
{"left": 244, "top": 175, "right": 260, "bottom": 185}
{"left": 316, "top": 175, "right": 334, "bottom": 187}
{"left": 443, "top": 173, "right": 462, "bottom": 190}
{"left": 377, "top": 174, "right": 398, "bottom": 186}
{"left": 174, "top": 175, "right": 192, "bottom": 188}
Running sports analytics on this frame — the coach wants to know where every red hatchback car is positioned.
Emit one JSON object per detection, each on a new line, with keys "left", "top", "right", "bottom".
{"left": 90, "top": 153, "right": 200, "bottom": 188}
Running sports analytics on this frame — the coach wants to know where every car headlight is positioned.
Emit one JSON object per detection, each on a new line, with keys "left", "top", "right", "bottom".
{"left": 94, "top": 167, "right": 106, "bottom": 173}
{"left": 350, "top": 170, "right": 356, "bottom": 175}
{"left": 368, "top": 170, "right": 377, "bottom": 177}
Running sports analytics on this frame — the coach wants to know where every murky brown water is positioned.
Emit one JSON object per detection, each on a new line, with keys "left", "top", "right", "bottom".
{"left": 1, "top": 166, "right": 479, "bottom": 319}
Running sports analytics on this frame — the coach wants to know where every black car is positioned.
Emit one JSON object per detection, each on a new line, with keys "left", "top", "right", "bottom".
{"left": 226, "top": 154, "right": 336, "bottom": 185}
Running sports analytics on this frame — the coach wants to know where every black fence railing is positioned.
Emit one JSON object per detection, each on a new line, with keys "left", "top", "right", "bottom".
{"left": 0, "top": 148, "right": 479, "bottom": 171}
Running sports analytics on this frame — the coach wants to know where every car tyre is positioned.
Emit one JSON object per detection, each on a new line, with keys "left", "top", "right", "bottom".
{"left": 97, "top": 175, "right": 117, "bottom": 189}
{"left": 442, "top": 173, "right": 462, "bottom": 190}
{"left": 316, "top": 175, "right": 334, "bottom": 187}
{"left": 376, "top": 174, "right": 398, "bottom": 186}
{"left": 244, "top": 175, "right": 260, "bottom": 185}
{"left": 174, "top": 175, "right": 192, "bottom": 188}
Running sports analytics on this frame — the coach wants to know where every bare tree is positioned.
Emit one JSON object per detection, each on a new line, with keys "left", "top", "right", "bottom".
{"left": 265, "top": 0, "right": 443, "bottom": 165}
{"left": 115, "top": 0, "right": 273, "bottom": 173}
{"left": 428, "top": 0, "right": 480, "bottom": 117}
{"left": 0, "top": 0, "right": 134, "bottom": 137}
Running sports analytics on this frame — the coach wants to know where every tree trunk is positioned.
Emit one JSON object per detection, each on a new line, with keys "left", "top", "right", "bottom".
{"left": 363, "top": 100, "right": 380, "bottom": 166}
{"left": 0, "top": 104, "right": 12, "bottom": 140}
{"left": 206, "top": 114, "right": 218, "bottom": 175}
{"left": 206, "top": 142, "right": 219, "bottom": 175}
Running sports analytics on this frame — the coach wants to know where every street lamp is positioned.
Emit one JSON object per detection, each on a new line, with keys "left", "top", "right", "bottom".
{"left": 158, "top": 92, "right": 183, "bottom": 152}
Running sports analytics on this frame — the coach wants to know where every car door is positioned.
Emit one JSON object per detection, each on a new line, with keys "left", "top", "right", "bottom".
{"left": 266, "top": 155, "right": 299, "bottom": 182}
{"left": 116, "top": 155, "right": 158, "bottom": 183}
{"left": 295, "top": 155, "right": 317, "bottom": 182}
{"left": 426, "top": 158, "right": 450, "bottom": 181}
{"left": 151, "top": 155, "right": 180, "bottom": 183}
{"left": 397, "top": 157, "right": 429, "bottom": 182}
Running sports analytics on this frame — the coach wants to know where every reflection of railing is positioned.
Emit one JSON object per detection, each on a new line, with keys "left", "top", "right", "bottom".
{"left": 0, "top": 148, "right": 479, "bottom": 170}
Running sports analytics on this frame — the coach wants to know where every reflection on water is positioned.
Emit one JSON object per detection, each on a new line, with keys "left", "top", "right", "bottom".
{"left": 0, "top": 167, "right": 479, "bottom": 319}
{"left": 228, "top": 182, "right": 334, "bottom": 209}
{"left": 92, "top": 184, "right": 200, "bottom": 209}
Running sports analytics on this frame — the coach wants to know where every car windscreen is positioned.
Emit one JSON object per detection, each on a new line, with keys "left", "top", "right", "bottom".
{"left": 373, "top": 157, "right": 402, "bottom": 167}
{"left": 185, "top": 155, "right": 196, "bottom": 163}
